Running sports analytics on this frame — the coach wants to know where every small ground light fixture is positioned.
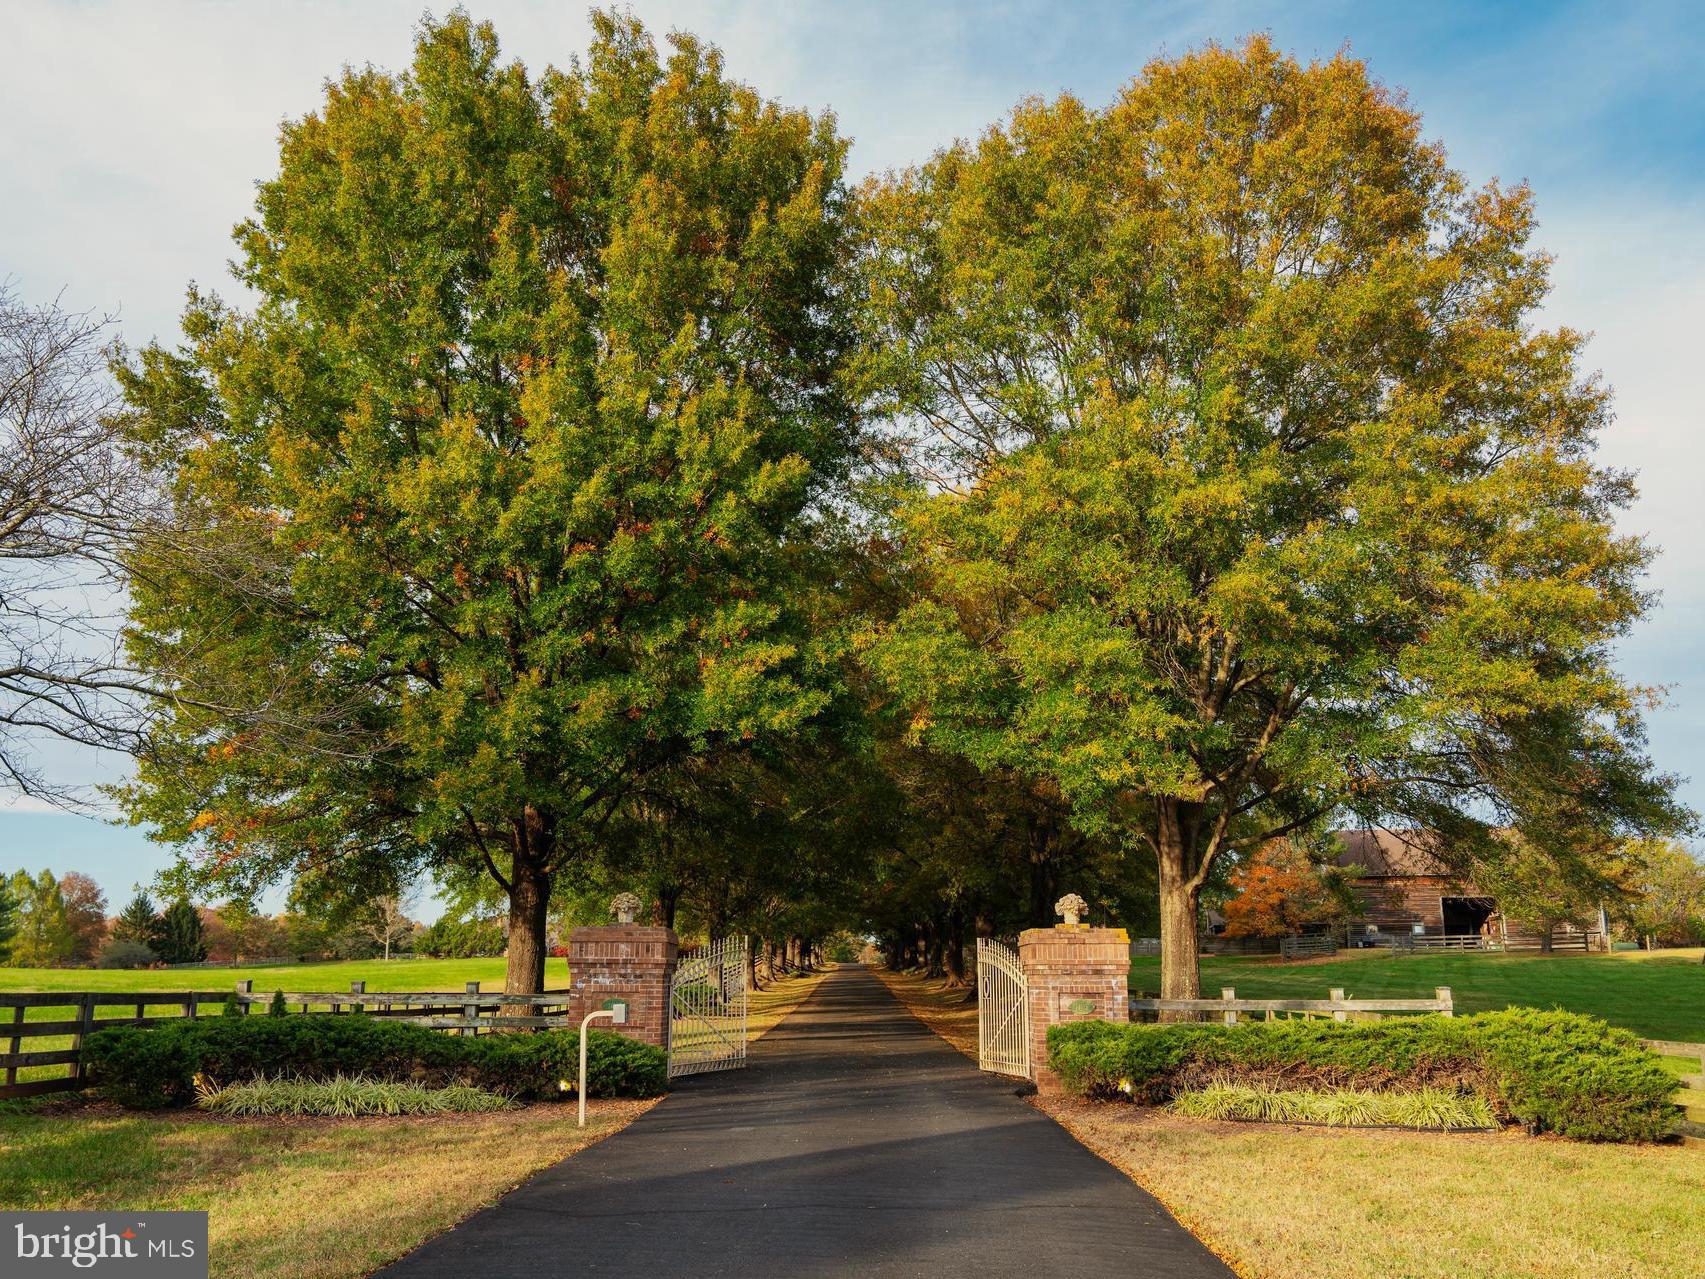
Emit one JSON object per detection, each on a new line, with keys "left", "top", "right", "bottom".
{"left": 578, "top": 1000, "right": 629, "bottom": 1127}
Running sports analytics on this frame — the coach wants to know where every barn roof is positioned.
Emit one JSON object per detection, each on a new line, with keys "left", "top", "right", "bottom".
{"left": 1327, "top": 828, "right": 1454, "bottom": 878}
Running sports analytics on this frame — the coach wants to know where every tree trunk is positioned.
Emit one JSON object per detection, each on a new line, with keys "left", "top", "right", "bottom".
{"left": 942, "top": 910, "right": 968, "bottom": 988}
{"left": 504, "top": 845, "right": 552, "bottom": 996}
{"left": 1156, "top": 800, "right": 1204, "bottom": 1010}
{"left": 1027, "top": 815, "right": 1060, "bottom": 928}
{"left": 746, "top": 942, "right": 762, "bottom": 991}
{"left": 1539, "top": 925, "right": 1554, "bottom": 954}
{"left": 653, "top": 884, "right": 680, "bottom": 931}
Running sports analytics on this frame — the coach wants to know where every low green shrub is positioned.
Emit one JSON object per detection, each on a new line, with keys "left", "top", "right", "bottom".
{"left": 195, "top": 1073, "right": 512, "bottom": 1117}
{"left": 1048, "top": 1008, "right": 1678, "bottom": 1142}
{"left": 82, "top": 1015, "right": 667, "bottom": 1109}
{"left": 1170, "top": 1079, "right": 1496, "bottom": 1130}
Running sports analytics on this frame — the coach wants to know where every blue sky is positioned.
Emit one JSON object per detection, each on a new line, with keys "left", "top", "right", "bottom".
{"left": 2, "top": 0, "right": 1701, "bottom": 919}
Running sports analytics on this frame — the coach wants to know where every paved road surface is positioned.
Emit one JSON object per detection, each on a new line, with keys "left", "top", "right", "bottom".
{"left": 377, "top": 963, "right": 1233, "bottom": 1278}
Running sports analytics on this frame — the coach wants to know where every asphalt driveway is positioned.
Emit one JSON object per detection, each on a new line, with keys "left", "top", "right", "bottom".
{"left": 376, "top": 963, "right": 1233, "bottom": 1278}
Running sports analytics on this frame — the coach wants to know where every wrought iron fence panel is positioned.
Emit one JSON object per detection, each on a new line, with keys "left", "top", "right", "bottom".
{"left": 976, "top": 937, "right": 1030, "bottom": 1079}
{"left": 668, "top": 934, "right": 749, "bottom": 1078}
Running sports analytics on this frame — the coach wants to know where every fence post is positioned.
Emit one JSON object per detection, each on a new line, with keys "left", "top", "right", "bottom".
{"left": 1436, "top": 987, "right": 1453, "bottom": 1017}
{"left": 1330, "top": 988, "right": 1347, "bottom": 1023}
{"left": 1221, "top": 987, "right": 1238, "bottom": 1026}
{"left": 465, "top": 982, "right": 480, "bottom": 1036}
{"left": 351, "top": 981, "right": 365, "bottom": 994}
{"left": 72, "top": 994, "right": 95, "bottom": 1081}
{"left": 236, "top": 979, "right": 253, "bottom": 1015}
{"left": 4, "top": 1004, "right": 21, "bottom": 1087}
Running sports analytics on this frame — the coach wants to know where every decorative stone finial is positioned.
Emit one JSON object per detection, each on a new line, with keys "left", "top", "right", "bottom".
{"left": 1054, "top": 892, "right": 1088, "bottom": 928}
{"left": 610, "top": 892, "right": 643, "bottom": 925}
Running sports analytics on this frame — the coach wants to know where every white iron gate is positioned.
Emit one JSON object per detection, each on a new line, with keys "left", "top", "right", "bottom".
{"left": 976, "top": 937, "right": 1030, "bottom": 1079}
{"left": 667, "top": 935, "right": 749, "bottom": 1079}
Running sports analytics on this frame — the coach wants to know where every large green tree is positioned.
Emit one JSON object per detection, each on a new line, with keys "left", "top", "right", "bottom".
{"left": 858, "top": 38, "right": 1686, "bottom": 998}
{"left": 1621, "top": 841, "right": 1705, "bottom": 949}
{"left": 6, "top": 869, "right": 74, "bottom": 967}
{"left": 116, "top": 12, "right": 855, "bottom": 991}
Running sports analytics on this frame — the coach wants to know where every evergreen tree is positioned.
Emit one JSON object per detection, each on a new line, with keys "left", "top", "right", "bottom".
{"left": 111, "top": 890, "right": 161, "bottom": 947}
{"left": 154, "top": 897, "right": 207, "bottom": 964}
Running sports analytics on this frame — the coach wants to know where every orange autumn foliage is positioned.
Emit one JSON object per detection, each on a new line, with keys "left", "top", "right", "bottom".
{"left": 1221, "top": 841, "right": 1358, "bottom": 938}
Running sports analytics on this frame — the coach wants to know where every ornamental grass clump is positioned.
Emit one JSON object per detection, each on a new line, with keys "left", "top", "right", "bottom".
{"left": 196, "top": 1073, "right": 512, "bottom": 1118}
{"left": 1170, "top": 1079, "right": 1496, "bottom": 1130}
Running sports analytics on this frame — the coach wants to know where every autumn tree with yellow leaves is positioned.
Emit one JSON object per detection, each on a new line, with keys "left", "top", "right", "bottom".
{"left": 859, "top": 37, "right": 1687, "bottom": 999}
{"left": 115, "top": 11, "right": 856, "bottom": 993}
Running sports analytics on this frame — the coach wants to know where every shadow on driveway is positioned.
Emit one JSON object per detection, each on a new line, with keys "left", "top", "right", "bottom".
{"left": 375, "top": 964, "right": 1233, "bottom": 1278}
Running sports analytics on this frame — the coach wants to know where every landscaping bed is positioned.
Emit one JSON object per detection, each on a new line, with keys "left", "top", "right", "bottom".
{"left": 81, "top": 1013, "right": 669, "bottom": 1109}
{"left": 1048, "top": 1010, "right": 1680, "bottom": 1141}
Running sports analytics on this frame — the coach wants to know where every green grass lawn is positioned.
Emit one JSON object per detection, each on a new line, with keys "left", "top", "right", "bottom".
{"left": 1128, "top": 948, "right": 1705, "bottom": 1041}
{"left": 0, "top": 955, "right": 560, "bottom": 996}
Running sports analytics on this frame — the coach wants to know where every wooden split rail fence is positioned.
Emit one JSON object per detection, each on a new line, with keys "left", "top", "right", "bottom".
{"left": 1130, "top": 986, "right": 1455, "bottom": 1024}
{"left": 2, "top": 990, "right": 230, "bottom": 1100}
{"left": 1278, "top": 934, "right": 1338, "bottom": 959}
{"left": 228, "top": 980, "right": 572, "bottom": 1031}
{"left": 1643, "top": 1039, "right": 1705, "bottom": 1086}
{"left": 0, "top": 982, "right": 573, "bottom": 1100}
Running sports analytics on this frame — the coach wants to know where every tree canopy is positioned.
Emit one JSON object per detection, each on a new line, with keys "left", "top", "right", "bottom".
{"left": 89, "top": 19, "right": 1690, "bottom": 997}
{"left": 116, "top": 10, "right": 858, "bottom": 991}
{"left": 858, "top": 36, "right": 1687, "bottom": 995}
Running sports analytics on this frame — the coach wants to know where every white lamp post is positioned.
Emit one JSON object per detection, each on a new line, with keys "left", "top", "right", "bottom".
{"left": 578, "top": 1000, "right": 628, "bottom": 1128}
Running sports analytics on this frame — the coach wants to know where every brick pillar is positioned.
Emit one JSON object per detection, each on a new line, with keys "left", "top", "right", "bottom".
{"left": 565, "top": 925, "right": 678, "bottom": 1048}
{"left": 1018, "top": 925, "right": 1129, "bottom": 1093}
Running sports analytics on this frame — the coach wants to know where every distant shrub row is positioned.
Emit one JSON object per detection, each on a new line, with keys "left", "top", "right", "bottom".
{"left": 1047, "top": 1008, "right": 1679, "bottom": 1142}
{"left": 82, "top": 1014, "right": 667, "bottom": 1109}
{"left": 413, "top": 916, "right": 506, "bottom": 959}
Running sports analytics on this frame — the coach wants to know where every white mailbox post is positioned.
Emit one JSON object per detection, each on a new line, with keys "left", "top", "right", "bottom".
{"left": 578, "top": 1000, "right": 628, "bottom": 1127}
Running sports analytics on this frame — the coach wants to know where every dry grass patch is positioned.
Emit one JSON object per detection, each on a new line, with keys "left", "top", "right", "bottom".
{"left": 0, "top": 1098, "right": 657, "bottom": 1279}
{"left": 1046, "top": 1100, "right": 1705, "bottom": 1279}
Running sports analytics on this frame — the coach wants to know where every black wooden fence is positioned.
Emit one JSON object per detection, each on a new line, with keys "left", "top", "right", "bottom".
{"left": 0, "top": 981, "right": 573, "bottom": 1100}
{"left": 1, "top": 990, "right": 230, "bottom": 1099}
